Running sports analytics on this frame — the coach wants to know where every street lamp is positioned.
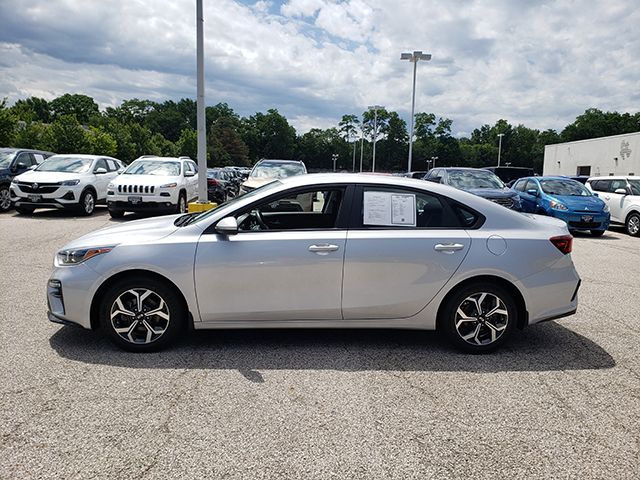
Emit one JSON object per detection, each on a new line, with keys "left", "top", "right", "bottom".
{"left": 195, "top": 0, "right": 210, "bottom": 208}
{"left": 401, "top": 50, "right": 432, "bottom": 173}
{"left": 431, "top": 156, "right": 438, "bottom": 169}
{"left": 332, "top": 153, "right": 338, "bottom": 172}
{"left": 497, "top": 133, "right": 505, "bottom": 167}
{"left": 359, "top": 123, "right": 365, "bottom": 173}
{"left": 368, "top": 105, "right": 384, "bottom": 172}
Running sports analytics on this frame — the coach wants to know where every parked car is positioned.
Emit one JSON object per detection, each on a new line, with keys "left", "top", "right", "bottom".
{"left": 425, "top": 167, "right": 522, "bottom": 210}
{"left": 107, "top": 156, "right": 199, "bottom": 218}
{"left": 586, "top": 176, "right": 640, "bottom": 236}
{"left": 48, "top": 173, "right": 580, "bottom": 354}
{"left": 10, "top": 154, "right": 123, "bottom": 215}
{"left": 206, "top": 168, "right": 235, "bottom": 204}
{"left": 400, "top": 171, "right": 428, "bottom": 179}
{"left": 0, "top": 148, "right": 55, "bottom": 212}
{"left": 512, "top": 176, "right": 610, "bottom": 236}
{"left": 483, "top": 166, "right": 535, "bottom": 184}
{"left": 240, "top": 159, "right": 306, "bottom": 195}
{"left": 563, "top": 175, "right": 590, "bottom": 185}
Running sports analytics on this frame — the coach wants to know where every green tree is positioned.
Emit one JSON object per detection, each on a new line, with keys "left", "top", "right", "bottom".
{"left": 176, "top": 128, "right": 198, "bottom": 159}
{"left": 13, "top": 122, "right": 52, "bottom": 150}
{"left": 377, "top": 111, "right": 408, "bottom": 171}
{"left": 105, "top": 98, "right": 155, "bottom": 124}
{"left": 87, "top": 127, "right": 117, "bottom": 156}
{"left": 44, "top": 115, "right": 89, "bottom": 153}
{"left": 240, "top": 109, "right": 297, "bottom": 161}
{"left": 49, "top": 94, "right": 100, "bottom": 124}
{"left": 10, "top": 97, "right": 51, "bottom": 123}
{"left": 0, "top": 99, "right": 18, "bottom": 146}
{"left": 211, "top": 117, "right": 250, "bottom": 166}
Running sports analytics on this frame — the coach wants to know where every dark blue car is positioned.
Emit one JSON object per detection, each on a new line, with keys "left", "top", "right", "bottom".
{"left": 511, "top": 176, "right": 610, "bottom": 236}
{"left": 424, "top": 167, "right": 522, "bottom": 210}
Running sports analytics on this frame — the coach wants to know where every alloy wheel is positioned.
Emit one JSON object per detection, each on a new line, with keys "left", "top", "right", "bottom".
{"left": 0, "top": 188, "right": 10, "bottom": 211}
{"left": 628, "top": 214, "right": 640, "bottom": 236}
{"left": 179, "top": 196, "right": 186, "bottom": 213}
{"left": 454, "top": 292, "right": 509, "bottom": 346}
{"left": 110, "top": 288, "right": 170, "bottom": 344}
{"left": 84, "top": 192, "right": 95, "bottom": 214}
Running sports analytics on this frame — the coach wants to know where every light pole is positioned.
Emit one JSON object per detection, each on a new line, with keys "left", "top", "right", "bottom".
{"left": 368, "top": 105, "right": 384, "bottom": 172}
{"left": 431, "top": 156, "right": 438, "bottom": 169}
{"left": 497, "top": 133, "right": 505, "bottom": 167}
{"left": 195, "top": 0, "right": 208, "bottom": 206}
{"left": 401, "top": 51, "right": 432, "bottom": 173}
{"left": 332, "top": 153, "right": 338, "bottom": 172}
{"left": 359, "top": 123, "right": 364, "bottom": 172}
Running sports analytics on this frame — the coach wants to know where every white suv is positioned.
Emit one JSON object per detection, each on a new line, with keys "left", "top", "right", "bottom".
{"left": 586, "top": 176, "right": 640, "bottom": 236}
{"left": 11, "top": 154, "right": 124, "bottom": 215}
{"left": 107, "top": 156, "right": 199, "bottom": 218}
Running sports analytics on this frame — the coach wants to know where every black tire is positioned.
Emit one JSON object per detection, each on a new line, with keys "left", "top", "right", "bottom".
{"left": 176, "top": 192, "right": 187, "bottom": 214}
{"left": 15, "top": 205, "right": 35, "bottom": 215}
{"left": 590, "top": 229, "right": 606, "bottom": 237}
{"left": 625, "top": 212, "right": 640, "bottom": 237}
{"left": 0, "top": 185, "right": 11, "bottom": 212}
{"left": 78, "top": 189, "right": 96, "bottom": 216}
{"left": 108, "top": 208, "right": 125, "bottom": 219}
{"left": 99, "top": 276, "right": 186, "bottom": 352}
{"left": 440, "top": 282, "right": 517, "bottom": 353}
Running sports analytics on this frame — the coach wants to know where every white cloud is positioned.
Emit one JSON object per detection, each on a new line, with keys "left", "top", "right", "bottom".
{"left": 1, "top": 0, "right": 639, "bottom": 136}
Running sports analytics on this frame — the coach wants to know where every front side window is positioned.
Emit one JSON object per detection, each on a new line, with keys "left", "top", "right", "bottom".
{"left": 237, "top": 187, "right": 345, "bottom": 231}
{"left": 513, "top": 179, "right": 527, "bottom": 192}
{"left": 94, "top": 159, "right": 108, "bottom": 172}
{"left": 610, "top": 179, "right": 627, "bottom": 192}
{"left": 124, "top": 160, "right": 181, "bottom": 176}
{"left": 524, "top": 179, "right": 539, "bottom": 193}
{"left": 360, "top": 187, "right": 470, "bottom": 228}
{"left": 628, "top": 180, "right": 640, "bottom": 195}
{"left": 36, "top": 156, "right": 93, "bottom": 173}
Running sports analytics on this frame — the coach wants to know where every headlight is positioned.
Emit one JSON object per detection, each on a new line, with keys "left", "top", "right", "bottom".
{"left": 56, "top": 246, "right": 114, "bottom": 265}
{"left": 107, "top": 182, "right": 115, "bottom": 188}
{"left": 160, "top": 182, "right": 177, "bottom": 188}
{"left": 60, "top": 179, "right": 80, "bottom": 186}
{"left": 602, "top": 203, "right": 610, "bottom": 213}
{"left": 549, "top": 200, "right": 568, "bottom": 211}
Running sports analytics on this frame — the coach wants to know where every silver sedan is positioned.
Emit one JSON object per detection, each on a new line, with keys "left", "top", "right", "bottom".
{"left": 47, "top": 174, "right": 581, "bottom": 353}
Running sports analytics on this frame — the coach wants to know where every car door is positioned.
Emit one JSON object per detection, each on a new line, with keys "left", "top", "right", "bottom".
{"left": 604, "top": 179, "right": 626, "bottom": 222}
{"left": 518, "top": 178, "right": 541, "bottom": 213}
{"left": 186, "top": 161, "right": 199, "bottom": 200}
{"left": 342, "top": 185, "right": 472, "bottom": 320}
{"left": 12, "top": 152, "right": 34, "bottom": 175}
{"left": 194, "top": 184, "right": 351, "bottom": 322}
{"left": 92, "top": 158, "right": 111, "bottom": 199}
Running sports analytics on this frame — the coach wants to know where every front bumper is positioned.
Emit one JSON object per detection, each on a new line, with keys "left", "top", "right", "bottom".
{"left": 551, "top": 210, "right": 610, "bottom": 231}
{"left": 46, "top": 263, "right": 100, "bottom": 330}
{"left": 107, "top": 192, "right": 177, "bottom": 212}
{"left": 11, "top": 185, "right": 81, "bottom": 209}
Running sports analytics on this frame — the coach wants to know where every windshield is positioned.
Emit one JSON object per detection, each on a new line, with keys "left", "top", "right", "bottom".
{"left": 180, "top": 180, "right": 283, "bottom": 226}
{"left": 628, "top": 180, "right": 640, "bottom": 195}
{"left": 0, "top": 152, "right": 15, "bottom": 169}
{"left": 36, "top": 156, "right": 93, "bottom": 173}
{"left": 540, "top": 179, "right": 591, "bottom": 196}
{"left": 447, "top": 170, "right": 505, "bottom": 190}
{"left": 250, "top": 162, "right": 305, "bottom": 180}
{"left": 124, "top": 160, "right": 180, "bottom": 176}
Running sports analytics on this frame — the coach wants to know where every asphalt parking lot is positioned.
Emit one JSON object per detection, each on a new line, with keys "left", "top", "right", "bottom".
{"left": 1, "top": 207, "right": 639, "bottom": 479}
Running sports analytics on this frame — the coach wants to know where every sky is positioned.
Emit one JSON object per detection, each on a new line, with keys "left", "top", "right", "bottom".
{"left": 1, "top": 0, "right": 639, "bottom": 137}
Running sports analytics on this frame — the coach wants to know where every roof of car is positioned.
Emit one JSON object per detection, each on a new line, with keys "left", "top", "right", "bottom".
{"left": 587, "top": 175, "right": 640, "bottom": 181}
{"left": 0, "top": 147, "right": 55, "bottom": 154}
{"left": 133, "top": 156, "right": 187, "bottom": 162}
{"left": 48, "top": 154, "right": 110, "bottom": 159}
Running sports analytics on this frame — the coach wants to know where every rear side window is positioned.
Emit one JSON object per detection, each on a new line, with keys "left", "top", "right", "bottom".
{"left": 610, "top": 179, "right": 627, "bottom": 192}
{"left": 359, "top": 187, "right": 469, "bottom": 228}
{"left": 106, "top": 159, "right": 117, "bottom": 171}
{"left": 524, "top": 179, "right": 538, "bottom": 192}
{"left": 32, "top": 153, "right": 45, "bottom": 164}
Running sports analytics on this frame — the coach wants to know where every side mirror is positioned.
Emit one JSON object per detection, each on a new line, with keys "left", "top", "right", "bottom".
{"left": 15, "top": 162, "right": 29, "bottom": 171}
{"left": 527, "top": 188, "right": 539, "bottom": 196}
{"left": 95, "top": 167, "right": 107, "bottom": 174}
{"left": 117, "top": 168, "right": 124, "bottom": 174}
{"left": 215, "top": 216, "right": 238, "bottom": 235}
{"left": 592, "top": 192, "right": 599, "bottom": 197}
{"left": 614, "top": 188, "right": 628, "bottom": 195}
{"left": 184, "top": 171, "right": 195, "bottom": 177}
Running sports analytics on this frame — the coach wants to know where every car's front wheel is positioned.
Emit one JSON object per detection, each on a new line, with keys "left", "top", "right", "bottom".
{"left": 440, "top": 283, "right": 517, "bottom": 353}
{"left": 78, "top": 189, "right": 96, "bottom": 216}
{"left": 99, "top": 276, "right": 186, "bottom": 352}
{"left": 0, "top": 185, "right": 11, "bottom": 212}
{"left": 626, "top": 212, "right": 640, "bottom": 237}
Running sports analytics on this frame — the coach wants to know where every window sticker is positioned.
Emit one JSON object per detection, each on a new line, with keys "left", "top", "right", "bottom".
{"left": 363, "top": 191, "right": 416, "bottom": 226}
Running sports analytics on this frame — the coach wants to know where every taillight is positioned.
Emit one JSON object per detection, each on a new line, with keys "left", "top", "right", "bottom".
{"left": 207, "top": 178, "right": 218, "bottom": 186}
{"left": 550, "top": 235, "right": 573, "bottom": 254}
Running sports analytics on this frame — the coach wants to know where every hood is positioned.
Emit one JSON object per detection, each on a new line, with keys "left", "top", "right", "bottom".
{"left": 242, "top": 177, "right": 276, "bottom": 190}
{"left": 14, "top": 170, "right": 84, "bottom": 183}
{"left": 111, "top": 174, "right": 182, "bottom": 186}
{"left": 551, "top": 195, "right": 606, "bottom": 211}
{"left": 60, "top": 214, "right": 183, "bottom": 251}
{"left": 466, "top": 188, "right": 516, "bottom": 199}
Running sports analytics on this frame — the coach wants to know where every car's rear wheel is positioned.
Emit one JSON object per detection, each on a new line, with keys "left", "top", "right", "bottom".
{"left": 626, "top": 212, "right": 640, "bottom": 237}
{"left": 108, "top": 208, "right": 125, "bottom": 219}
{"left": 440, "top": 283, "right": 517, "bottom": 353}
{"left": 99, "top": 276, "right": 185, "bottom": 352}
{"left": 590, "top": 229, "right": 605, "bottom": 237}
{"left": 78, "top": 189, "right": 96, "bottom": 216}
{"left": 0, "top": 185, "right": 11, "bottom": 212}
{"left": 15, "top": 205, "right": 35, "bottom": 215}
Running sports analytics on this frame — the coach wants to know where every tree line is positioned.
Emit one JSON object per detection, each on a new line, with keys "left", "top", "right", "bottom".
{"left": 1, "top": 93, "right": 639, "bottom": 173}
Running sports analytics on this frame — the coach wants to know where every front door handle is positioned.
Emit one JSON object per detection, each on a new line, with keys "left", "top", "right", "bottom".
{"left": 308, "top": 244, "right": 339, "bottom": 255}
{"left": 434, "top": 243, "right": 465, "bottom": 254}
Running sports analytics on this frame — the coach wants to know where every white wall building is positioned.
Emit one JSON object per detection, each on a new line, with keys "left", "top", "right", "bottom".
{"left": 543, "top": 131, "right": 640, "bottom": 177}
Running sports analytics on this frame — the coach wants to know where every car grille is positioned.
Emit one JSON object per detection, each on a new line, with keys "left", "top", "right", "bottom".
{"left": 117, "top": 185, "right": 156, "bottom": 194}
{"left": 489, "top": 197, "right": 515, "bottom": 209}
{"left": 16, "top": 182, "right": 60, "bottom": 194}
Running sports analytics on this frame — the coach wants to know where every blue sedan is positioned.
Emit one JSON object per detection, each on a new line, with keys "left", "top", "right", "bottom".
{"left": 512, "top": 176, "right": 610, "bottom": 236}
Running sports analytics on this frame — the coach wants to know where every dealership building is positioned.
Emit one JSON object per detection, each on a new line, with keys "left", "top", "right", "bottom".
{"left": 543, "top": 131, "right": 640, "bottom": 177}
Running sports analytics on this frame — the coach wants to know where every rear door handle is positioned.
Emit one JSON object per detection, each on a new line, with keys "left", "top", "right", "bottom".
{"left": 434, "top": 243, "right": 465, "bottom": 254}
{"left": 308, "top": 244, "right": 339, "bottom": 255}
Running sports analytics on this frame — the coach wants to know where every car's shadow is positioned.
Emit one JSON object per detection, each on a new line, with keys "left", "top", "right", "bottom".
{"left": 49, "top": 322, "right": 614, "bottom": 382}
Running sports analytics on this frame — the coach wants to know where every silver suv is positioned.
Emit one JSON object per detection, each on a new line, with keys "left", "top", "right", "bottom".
{"left": 586, "top": 176, "right": 640, "bottom": 236}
